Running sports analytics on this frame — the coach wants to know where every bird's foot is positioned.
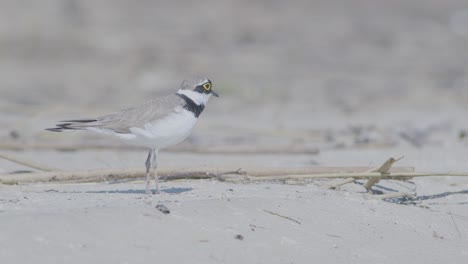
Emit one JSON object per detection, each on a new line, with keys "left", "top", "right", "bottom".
{"left": 145, "top": 185, "right": 153, "bottom": 195}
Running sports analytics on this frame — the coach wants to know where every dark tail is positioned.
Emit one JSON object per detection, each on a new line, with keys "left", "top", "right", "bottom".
{"left": 46, "top": 119, "right": 97, "bottom": 132}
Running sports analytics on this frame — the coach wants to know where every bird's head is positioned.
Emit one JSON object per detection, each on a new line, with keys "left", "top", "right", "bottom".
{"left": 177, "top": 76, "right": 219, "bottom": 105}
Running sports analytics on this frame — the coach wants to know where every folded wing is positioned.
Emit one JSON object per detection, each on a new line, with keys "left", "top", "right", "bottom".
{"left": 46, "top": 94, "right": 184, "bottom": 134}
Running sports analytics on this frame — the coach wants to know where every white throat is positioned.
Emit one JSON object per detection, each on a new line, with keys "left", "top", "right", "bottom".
{"left": 176, "top": 89, "right": 211, "bottom": 105}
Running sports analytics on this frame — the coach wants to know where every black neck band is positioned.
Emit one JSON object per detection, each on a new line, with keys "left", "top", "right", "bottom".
{"left": 177, "top": 93, "right": 205, "bottom": 117}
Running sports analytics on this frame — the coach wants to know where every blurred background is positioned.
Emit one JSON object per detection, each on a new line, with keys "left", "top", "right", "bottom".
{"left": 1, "top": 0, "right": 468, "bottom": 170}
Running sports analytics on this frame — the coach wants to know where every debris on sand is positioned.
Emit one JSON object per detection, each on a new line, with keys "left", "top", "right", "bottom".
{"left": 155, "top": 204, "right": 170, "bottom": 214}
{"left": 234, "top": 234, "right": 244, "bottom": 241}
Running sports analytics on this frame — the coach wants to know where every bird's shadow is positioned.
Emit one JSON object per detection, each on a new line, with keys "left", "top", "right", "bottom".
{"left": 384, "top": 189, "right": 468, "bottom": 205}
{"left": 84, "top": 187, "right": 193, "bottom": 194}
{"left": 354, "top": 181, "right": 468, "bottom": 205}
{"left": 413, "top": 190, "right": 468, "bottom": 202}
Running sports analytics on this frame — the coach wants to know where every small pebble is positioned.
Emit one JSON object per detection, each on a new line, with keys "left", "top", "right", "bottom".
{"left": 155, "top": 204, "right": 170, "bottom": 214}
{"left": 459, "top": 130, "right": 466, "bottom": 139}
{"left": 234, "top": 234, "right": 244, "bottom": 240}
{"left": 9, "top": 130, "right": 20, "bottom": 139}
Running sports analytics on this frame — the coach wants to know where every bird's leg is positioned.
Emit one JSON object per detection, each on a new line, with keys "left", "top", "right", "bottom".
{"left": 152, "top": 149, "right": 160, "bottom": 194}
{"left": 145, "top": 149, "right": 154, "bottom": 195}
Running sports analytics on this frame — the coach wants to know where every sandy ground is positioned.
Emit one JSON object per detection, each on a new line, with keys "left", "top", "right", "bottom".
{"left": 1, "top": 0, "right": 468, "bottom": 263}
{"left": 1, "top": 147, "right": 467, "bottom": 264}
{"left": 1, "top": 178, "right": 467, "bottom": 264}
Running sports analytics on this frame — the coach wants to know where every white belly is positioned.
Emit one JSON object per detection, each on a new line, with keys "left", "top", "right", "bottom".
{"left": 125, "top": 110, "right": 198, "bottom": 149}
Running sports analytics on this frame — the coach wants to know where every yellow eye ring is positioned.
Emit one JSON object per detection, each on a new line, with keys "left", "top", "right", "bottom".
{"left": 203, "top": 82, "right": 211, "bottom": 91}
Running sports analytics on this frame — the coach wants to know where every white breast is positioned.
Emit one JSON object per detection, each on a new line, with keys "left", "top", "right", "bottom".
{"left": 126, "top": 109, "right": 198, "bottom": 149}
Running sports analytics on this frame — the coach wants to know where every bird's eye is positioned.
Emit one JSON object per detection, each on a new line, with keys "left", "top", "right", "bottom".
{"left": 203, "top": 82, "right": 211, "bottom": 91}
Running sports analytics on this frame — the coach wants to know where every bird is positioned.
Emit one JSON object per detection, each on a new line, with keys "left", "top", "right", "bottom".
{"left": 47, "top": 76, "right": 219, "bottom": 194}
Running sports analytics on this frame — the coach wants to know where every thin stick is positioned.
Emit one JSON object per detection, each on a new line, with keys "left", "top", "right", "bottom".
{"left": 0, "top": 153, "right": 58, "bottom": 172}
{"left": 0, "top": 142, "right": 319, "bottom": 155}
{"left": 450, "top": 214, "right": 462, "bottom": 238}
{"left": 0, "top": 142, "right": 146, "bottom": 151}
{"left": 364, "top": 156, "right": 404, "bottom": 191}
{"left": 228, "top": 172, "right": 468, "bottom": 182}
{"left": 0, "top": 169, "right": 216, "bottom": 185}
{"left": 1, "top": 170, "right": 464, "bottom": 185}
{"left": 328, "top": 156, "right": 405, "bottom": 190}
{"left": 328, "top": 178, "right": 355, "bottom": 189}
{"left": 374, "top": 192, "right": 415, "bottom": 200}
{"left": 366, "top": 156, "right": 405, "bottom": 173}
{"left": 0, "top": 166, "right": 414, "bottom": 185}
{"left": 263, "top": 209, "right": 301, "bottom": 225}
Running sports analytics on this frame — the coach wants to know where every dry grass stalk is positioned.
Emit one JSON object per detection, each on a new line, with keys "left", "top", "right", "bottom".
{"left": 263, "top": 209, "right": 301, "bottom": 225}
{"left": 0, "top": 142, "right": 319, "bottom": 155}
{"left": 374, "top": 192, "right": 415, "bottom": 200}
{"left": 0, "top": 166, "right": 414, "bottom": 185}
{"left": 223, "top": 172, "right": 468, "bottom": 183}
{"left": 328, "top": 178, "right": 356, "bottom": 189}
{"left": 363, "top": 156, "right": 404, "bottom": 191}
{"left": 0, "top": 153, "right": 58, "bottom": 172}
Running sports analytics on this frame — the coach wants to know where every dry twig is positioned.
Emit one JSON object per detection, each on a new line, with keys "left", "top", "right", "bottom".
{"left": 374, "top": 192, "right": 415, "bottom": 200}
{"left": 0, "top": 153, "right": 58, "bottom": 172}
{"left": 0, "top": 166, "right": 413, "bottom": 185}
{"left": 263, "top": 209, "right": 301, "bottom": 225}
{"left": 363, "top": 156, "right": 404, "bottom": 191}
{"left": 0, "top": 142, "right": 319, "bottom": 155}
{"left": 328, "top": 178, "right": 355, "bottom": 189}
{"left": 223, "top": 172, "right": 468, "bottom": 183}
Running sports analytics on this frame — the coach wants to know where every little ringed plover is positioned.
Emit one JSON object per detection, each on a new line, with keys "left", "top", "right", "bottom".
{"left": 47, "top": 76, "right": 219, "bottom": 194}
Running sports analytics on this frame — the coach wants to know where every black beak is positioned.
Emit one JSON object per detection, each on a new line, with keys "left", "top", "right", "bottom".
{"left": 212, "top": 90, "right": 220, "bottom": 97}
